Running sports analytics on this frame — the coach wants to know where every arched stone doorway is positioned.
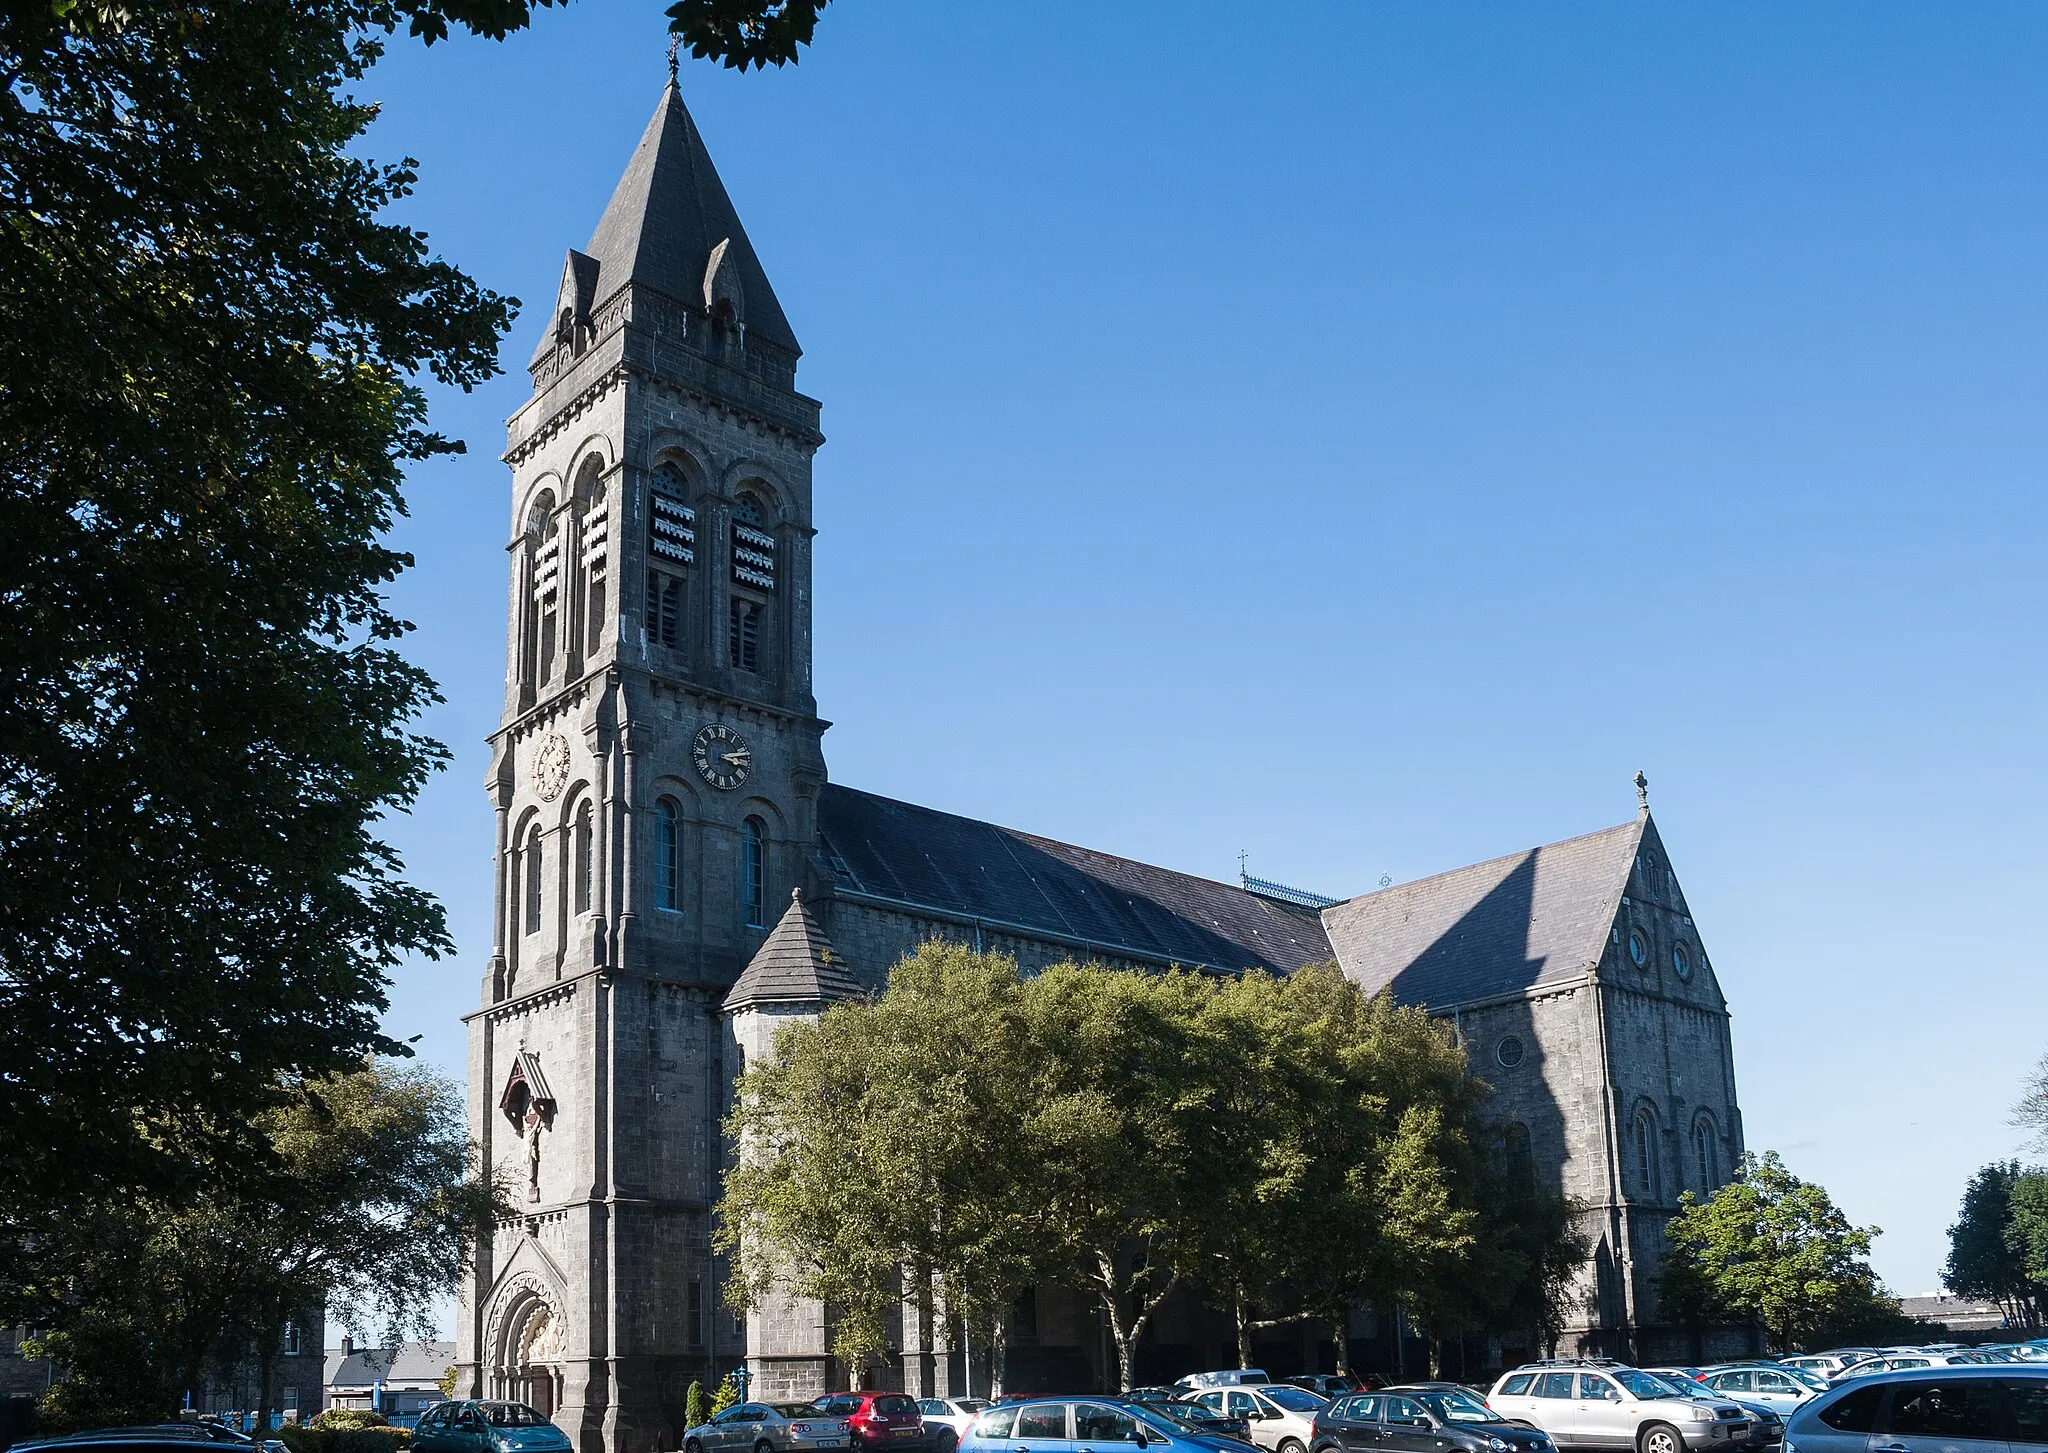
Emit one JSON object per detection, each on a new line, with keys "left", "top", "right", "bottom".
{"left": 490, "top": 1283, "right": 564, "bottom": 1418}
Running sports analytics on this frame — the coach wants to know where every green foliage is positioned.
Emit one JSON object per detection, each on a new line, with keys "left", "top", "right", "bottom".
{"left": 25, "top": 1062, "right": 505, "bottom": 1430}
{"left": 438, "top": 1365, "right": 460, "bottom": 1400}
{"left": 1661, "top": 1151, "right": 1889, "bottom": 1352}
{"left": 666, "top": 0, "right": 831, "bottom": 70}
{"left": 312, "top": 1410, "right": 389, "bottom": 1431}
{"left": 0, "top": 0, "right": 535, "bottom": 1263}
{"left": 717, "top": 948, "right": 1589, "bottom": 1390}
{"left": 2008, "top": 1172, "right": 2048, "bottom": 1299}
{"left": 686, "top": 1381, "right": 710, "bottom": 1430}
{"left": 1944, "top": 1162, "right": 2043, "bottom": 1328}
{"left": 283, "top": 1425, "right": 411, "bottom": 1453}
{"left": 709, "top": 1375, "right": 740, "bottom": 1417}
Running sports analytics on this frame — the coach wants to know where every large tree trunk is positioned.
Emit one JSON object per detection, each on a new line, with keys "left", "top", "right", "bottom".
{"left": 990, "top": 1317, "right": 1007, "bottom": 1398}
{"left": 1235, "top": 1292, "right": 1253, "bottom": 1369}
{"left": 1331, "top": 1315, "right": 1350, "bottom": 1377}
{"left": 1092, "top": 1255, "right": 1179, "bottom": 1393}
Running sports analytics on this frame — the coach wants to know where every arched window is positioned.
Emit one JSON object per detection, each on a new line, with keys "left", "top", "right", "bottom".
{"left": 1694, "top": 1115, "right": 1719, "bottom": 1192}
{"left": 1634, "top": 1109, "right": 1659, "bottom": 1198}
{"left": 646, "top": 463, "right": 694, "bottom": 651}
{"left": 653, "top": 798, "right": 680, "bottom": 912}
{"left": 573, "top": 802, "right": 593, "bottom": 916}
{"left": 579, "top": 472, "right": 609, "bottom": 658}
{"left": 523, "top": 823, "right": 543, "bottom": 935}
{"left": 742, "top": 815, "right": 767, "bottom": 927}
{"left": 1505, "top": 1121, "right": 1534, "bottom": 1184}
{"left": 728, "top": 493, "right": 775, "bottom": 675}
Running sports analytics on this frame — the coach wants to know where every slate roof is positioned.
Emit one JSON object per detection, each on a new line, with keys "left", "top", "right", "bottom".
{"left": 324, "top": 1341, "right": 454, "bottom": 1391}
{"left": 1318, "top": 816, "right": 1647, "bottom": 1010}
{"left": 726, "top": 888, "right": 863, "bottom": 1009}
{"left": 816, "top": 784, "right": 1331, "bottom": 974}
{"left": 550, "top": 82, "right": 799, "bottom": 359}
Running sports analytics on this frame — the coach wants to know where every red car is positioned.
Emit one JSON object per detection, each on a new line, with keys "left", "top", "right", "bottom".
{"left": 808, "top": 1393, "right": 925, "bottom": 1452}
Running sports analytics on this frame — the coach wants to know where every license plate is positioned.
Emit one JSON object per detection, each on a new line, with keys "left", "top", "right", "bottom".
{"left": 893, "top": 1431, "right": 917, "bottom": 1438}
{"left": 814, "top": 1443, "right": 841, "bottom": 1448}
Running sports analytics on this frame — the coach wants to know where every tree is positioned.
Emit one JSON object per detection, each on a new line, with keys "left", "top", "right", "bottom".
{"left": 1945, "top": 1162, "right": 2042, "bottom": 1329}
{"left": 720, "top": 942, "right": 1048, "bottom": 1381}
{"left": 23, "top": 1061, "right": 502, "bottom": 1432}
{"left": 1660, "top": 1151, "right": 1887, "bottom": 1352}
{"left": 2015, "top": 1053, "right": 2048, "bottom": 1154}
{"left": 0, "top": 0, "right": 542, "bottom": 1257}
{"left": 666, "top": 0, "right": 832, "bottom": 70}
{"left": 685, "top": 1382, "right": 710, "bottom": 1432}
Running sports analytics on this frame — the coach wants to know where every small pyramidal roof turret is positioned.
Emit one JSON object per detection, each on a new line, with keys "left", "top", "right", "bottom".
{"left": 542, "top": 81, "right": 799, "bottom": 361}
{"left": 726, "top": 888, "right": 861, "bottom": 1010}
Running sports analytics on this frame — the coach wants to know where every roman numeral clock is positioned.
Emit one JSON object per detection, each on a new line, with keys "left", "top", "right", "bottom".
{"left": 691, "top": 723, "right": 753, "bottom": 791}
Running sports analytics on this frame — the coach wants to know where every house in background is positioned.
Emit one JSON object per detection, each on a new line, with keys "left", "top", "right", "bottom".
{"left": 324, "top": 1339, "right": 454, "bottom": 1422}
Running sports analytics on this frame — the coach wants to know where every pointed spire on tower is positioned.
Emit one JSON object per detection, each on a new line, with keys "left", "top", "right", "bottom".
{"left": 572, "top": 84, "right": 800, "bottom": 356}
{"left": 725, "top": 888, "right": 861, "bottom": 1011}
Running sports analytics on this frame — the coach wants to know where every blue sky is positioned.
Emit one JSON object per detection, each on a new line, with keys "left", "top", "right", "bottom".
{"left": 364, "top": 3, "right": 2048, "bottom": 1299}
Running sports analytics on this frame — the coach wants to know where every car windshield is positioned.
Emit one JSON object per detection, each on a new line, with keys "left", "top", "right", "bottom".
{"left": 1414, "top": 1394, "right": 1501, "bottom": 1426}
{"left": 1260, "top": 1389, "right": 1326, "bottom": 1413}
{"left": 1614, "top": 1372, "right": 1686, "bottom": 1400}
{"left": 481, "top": 1405, "right": 550, "bottom": 1428}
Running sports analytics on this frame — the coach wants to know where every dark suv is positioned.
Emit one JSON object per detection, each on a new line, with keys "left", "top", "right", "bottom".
{"left": 1313, "top": 1388, "right": 1557, "bottom": 1453}
{"left": 809, "top": 1394, "right": 924, "bottom": 1453}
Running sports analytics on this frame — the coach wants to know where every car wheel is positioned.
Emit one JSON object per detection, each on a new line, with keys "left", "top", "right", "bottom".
{"left": 1639, "top": 1423, "right": 1683, "bottom": 1453}
{"left": 1279, "top": 1439, "right": 1306, "bottom": 1453}
{"left": 757, "top": 1442, "right": 776, "bottom": 1453}
{"left": 686, "top": 1442, "right": 702, "bottom": 1453}
{"left": 936, "top": 1431, "right": 958, "bottom": 1453}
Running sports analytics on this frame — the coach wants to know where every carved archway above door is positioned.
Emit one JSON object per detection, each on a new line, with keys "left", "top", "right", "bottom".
{"left": 486, "top": 1271, "right": 566, "bottom": 1418}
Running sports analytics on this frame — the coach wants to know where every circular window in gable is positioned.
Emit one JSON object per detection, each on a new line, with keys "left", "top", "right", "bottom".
{"left": 1627, "top": 930, "right": 1649, "bottom": 968}
{"left": 1673, "top": 943, "right": 1693, "bottom": 980}
{"left": 1496, "top": 1036, "right": 1526, "bottom": 1069}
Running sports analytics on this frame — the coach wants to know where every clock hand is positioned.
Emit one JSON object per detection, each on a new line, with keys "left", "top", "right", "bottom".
{"left": 723, "top": 750, "right": 750, "bottom": 766}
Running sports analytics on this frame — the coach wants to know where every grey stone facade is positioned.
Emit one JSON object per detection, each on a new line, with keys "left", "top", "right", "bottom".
{"left": 457, "top": 85, "right": 1752, "bottom": 1453}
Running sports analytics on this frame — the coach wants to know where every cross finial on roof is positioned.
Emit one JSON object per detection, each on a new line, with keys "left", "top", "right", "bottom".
{"left": 666, "top": 33, "right": 681, "bottom": 86}
{"left": 1635, "top": 770, "right": 1650, "bottom": 813}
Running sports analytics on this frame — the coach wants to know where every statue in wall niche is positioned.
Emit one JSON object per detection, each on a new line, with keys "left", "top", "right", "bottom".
{"left": 499, "top": 1050, "right": 557, "bottom": 1206}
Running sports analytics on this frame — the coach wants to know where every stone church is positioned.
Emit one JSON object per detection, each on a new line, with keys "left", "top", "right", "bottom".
{"left": 454, "top": 83, "right": 1749, "bottom": 1453}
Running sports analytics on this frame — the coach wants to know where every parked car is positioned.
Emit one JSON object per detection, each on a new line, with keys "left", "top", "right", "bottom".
{"left": 1486, "top": 1362, "right": 1750, "bottom": 1453}
{"left": 1782, "top": 1362, "right": 2048, "bottom": 1453}
{"left": 682, "top": 1403, "right": 856, "bottom": 1453}
{"left": 1829, "top": 1353, "right": 1981, "bottom": 1383}
{"left": 1178, "top": 1374, "right": 1276, "bottom": 1393}
{"left": 411, "top": 1402, "right": 572, "bottom": 1453}
{"left": 1289, "top": 1378, "right": 1360, "bottom": 1401}
{"left": 918, "top": 1401, "right": 991, "bottom": 1453}
{"left": 962, "top": 1399, "right": 1238, "bottom": 1453}
{"left": 1311, "top": 1387, "right": 1557, "bottom": 1453}
{"left": 1775, "top": 1357, "right": 1869, "bottom": 1380}
{"left": 1182, "top": 1386, "right": 1327, "bottom": 1453}
{"left": 1694, "top": 1370, "right": 1816, "bottom": 1412}
{"left": 16, "top": 1435, "right": 232, "bottom": 1453}
{"left": 806, "top": 1395, "right": 922, "bottom": 1453}
{"left": 1124, "top": 1400, "right": 1254, "bottom": 1445}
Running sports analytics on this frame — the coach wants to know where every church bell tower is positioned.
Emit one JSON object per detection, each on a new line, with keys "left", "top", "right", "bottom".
{"left": 457, "top": 80, "right": 825, "bottom": 1453}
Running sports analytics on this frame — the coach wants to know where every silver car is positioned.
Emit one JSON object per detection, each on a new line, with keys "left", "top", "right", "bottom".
{"left": 685, "top": 1403, "right": 853, "bottom": 1453}
{"left": 1486, "top": 1364, "right": 1750, "bottom": 1453}
{"left": 1696, "top": 1371, "right": 1817, "bottom": 1412}
{"left": 1782, "top": 1363, "right": 2048, "bottom": 1453}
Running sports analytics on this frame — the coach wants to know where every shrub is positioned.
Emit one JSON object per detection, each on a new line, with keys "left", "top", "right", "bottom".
{"left": 312, "top": 1411, "right": 389, "bottom": 1432}
{"left": 283, "top": 1424, "right": 411, "bottom": 1453}
{"left": 709, "top": 1375, "right": 739, "bottom": 1417}
{"left": 685, "top": 1382, "right": 709, "bottom": 1431}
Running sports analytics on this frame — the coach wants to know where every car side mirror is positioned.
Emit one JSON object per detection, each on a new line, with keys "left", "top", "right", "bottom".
{"left": 1131, "top": 1430, "right": 1148, "bottom": 1447}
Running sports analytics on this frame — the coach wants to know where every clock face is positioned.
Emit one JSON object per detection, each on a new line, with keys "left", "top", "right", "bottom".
{"left": 531, "top": 733, "right": 571, "bottom": 802}
{"left": 692, "top": 723, "right": 753, "bottom": 791}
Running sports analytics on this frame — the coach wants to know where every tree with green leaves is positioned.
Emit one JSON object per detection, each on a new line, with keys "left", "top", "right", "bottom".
{"left": 718, "top": 941, "right": 1047, "bottom": 1383}
{"left": 23, "top": 1061, "right": 503, "bottom": 1432}
{"left": 1660, "top": 1151, "right": 1889, "bottom": 1353}
{"left": 1944, "top": 1162, "right": 2043, "bottom": 1329}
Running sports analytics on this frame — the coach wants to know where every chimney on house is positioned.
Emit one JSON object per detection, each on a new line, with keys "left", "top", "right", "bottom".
{"left": 341, "top": 1334, "right": 354, "bottom": 1356}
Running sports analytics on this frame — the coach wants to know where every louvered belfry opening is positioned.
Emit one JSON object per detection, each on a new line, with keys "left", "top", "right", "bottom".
{"left": 727, "top": 492, "right": 774, "bottom": 674}
{"left": 646, "top": 462, "right": 694, "bottom": 651}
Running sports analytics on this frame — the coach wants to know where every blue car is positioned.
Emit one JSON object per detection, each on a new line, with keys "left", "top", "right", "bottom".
{"left": 412, "top": 1402, "right": 571, "bottom": 1453}
{"left": 962, "top": 1399, "right": 1245, "bottom": 1453}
